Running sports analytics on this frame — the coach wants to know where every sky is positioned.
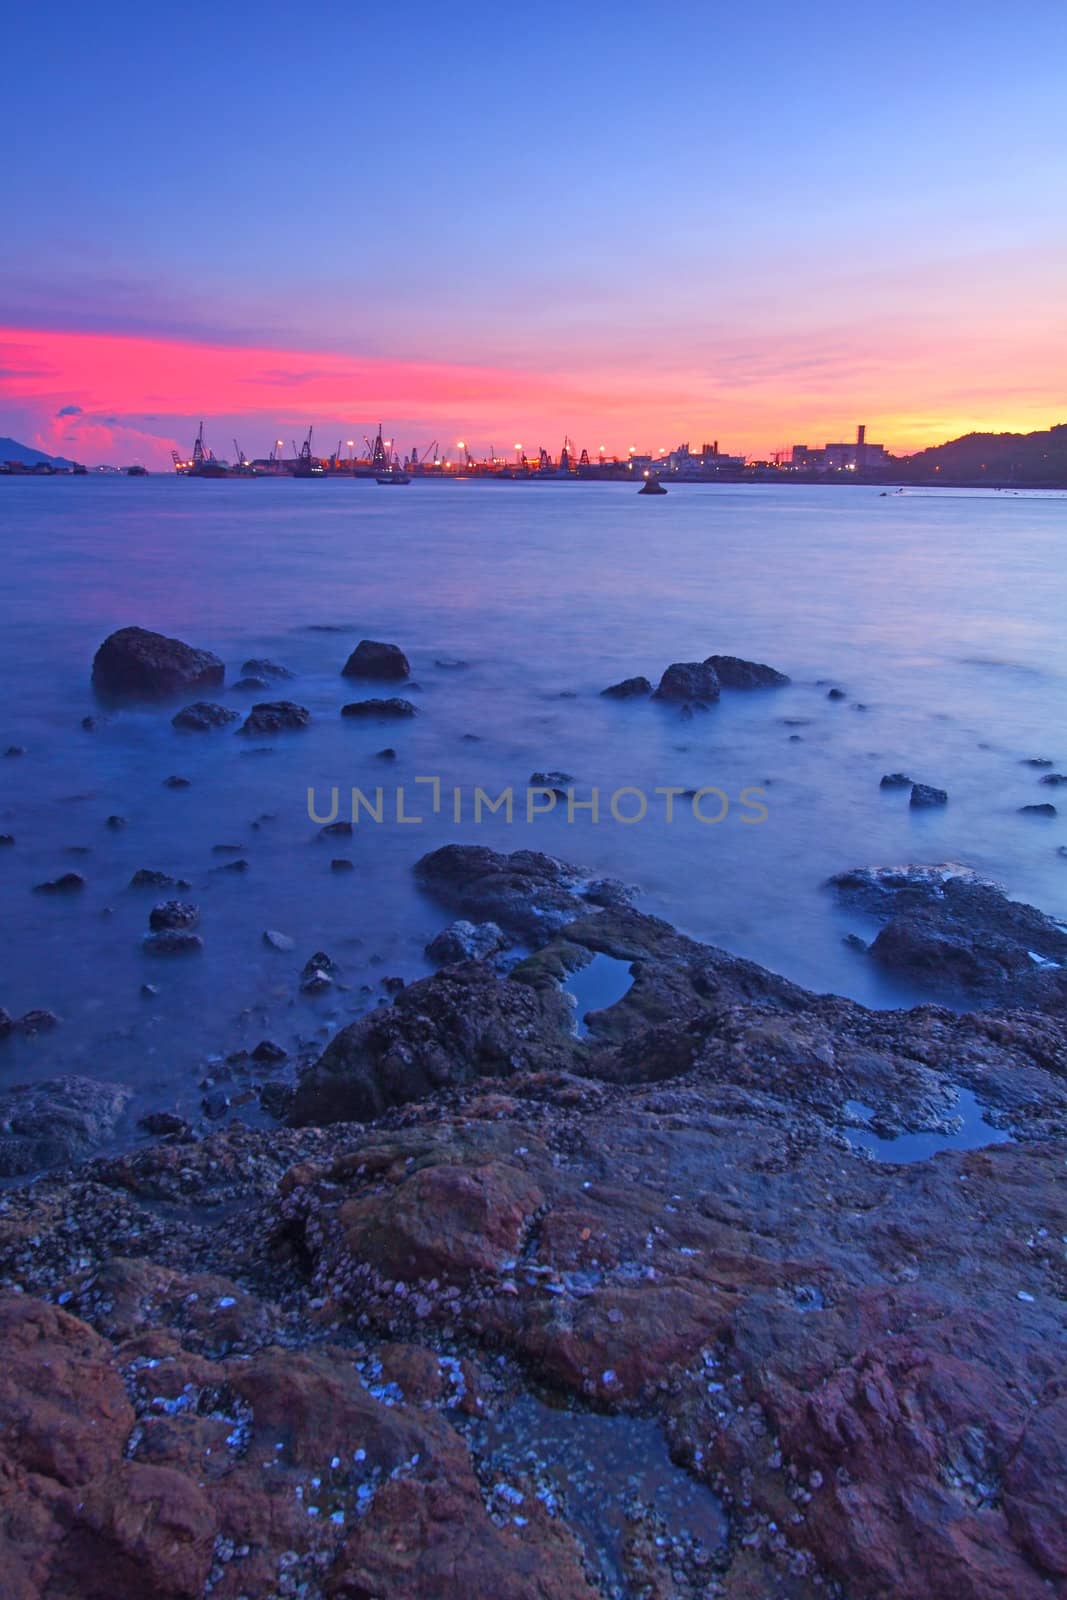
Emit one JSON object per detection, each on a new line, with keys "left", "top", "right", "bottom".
{"left": 2, "top": 0, "right": 1065, "bottom": 467}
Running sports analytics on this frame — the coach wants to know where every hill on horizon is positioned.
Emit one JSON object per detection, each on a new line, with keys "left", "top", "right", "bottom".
{"left": 900, "top": 422, "right": 1067, "bottom": 484}
{"left": 0, "top": 436, "right": 78, "bottom": 469}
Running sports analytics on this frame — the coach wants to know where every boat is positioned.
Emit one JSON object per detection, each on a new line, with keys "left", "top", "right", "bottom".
{"left": 126, "top": 464, "right": 148, "bottom": 477}
{"left": 376, "top": 472, "right": 411, "bottom": 485}
{"left": 639, "top": 476, "right": 667, "bottom": 495}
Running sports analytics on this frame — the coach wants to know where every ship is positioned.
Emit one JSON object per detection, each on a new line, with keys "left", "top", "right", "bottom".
{"left": 290, "top": 429, "right": 325, "bottom": 478}
{"left": 174, "top": 423, "right": 228, "bottom": 478}
{"left": 376, "top": 471, "right": 411, "bottom": 485}
{"left": 639, "top": 475, "right": 668, "bottom": 495}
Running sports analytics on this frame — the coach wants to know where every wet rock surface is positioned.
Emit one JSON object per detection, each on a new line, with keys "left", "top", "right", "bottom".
{"left": 92, "top": 626, "right": 224, "bottom": 702}
{"left": 652, "top": 663, "right": 721, "bottom": 703}
{"left": 702, "top": 655, "right": 790, "bottom": 689}
{"left": 172, "top": 701, "right": 240, "bottom": 731}
{"left": 239, "top": 700, "right": 311, "bottom": 735}
{"left": 341, "top": 639, "right": 411, "bottom": 680}
{"left": 0, "top": 1076, "right": 130, "bottom": 1175}
{"left": 2, "top": 846, "right": 1066, "bottom": 1597}
{"left": 341, "top": 697, "right": 417, "bottom": 719}
{"left": 600, "top": 676, "right": 652, "bottom": 699}
{"left": 831, "top": 863, "right": 1067, "bottom": 1012}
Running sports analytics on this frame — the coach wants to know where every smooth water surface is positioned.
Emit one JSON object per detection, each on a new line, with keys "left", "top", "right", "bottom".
{"left": 1, "top": 477, "right": 1065, "bottom": 1125}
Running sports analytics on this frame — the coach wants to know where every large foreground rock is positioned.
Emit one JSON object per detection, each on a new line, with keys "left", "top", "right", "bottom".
{"left": 290, "top": 961, "right": 576, "bottom": 1124}
{"left": 0, "top": 1075, "right": 130, "bottom": 1175}
{"left": 92, "top": 627, "right": 224, "bottom": 701}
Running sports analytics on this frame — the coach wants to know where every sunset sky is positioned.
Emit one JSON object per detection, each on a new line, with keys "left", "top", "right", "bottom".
{"left": 3, "top": 1, "right": 1065, "bottom": 467}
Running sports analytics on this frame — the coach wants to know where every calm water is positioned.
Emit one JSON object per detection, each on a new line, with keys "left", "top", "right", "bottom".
{"left": 1, "top": 477, "right": 1065, "bottom": 1127}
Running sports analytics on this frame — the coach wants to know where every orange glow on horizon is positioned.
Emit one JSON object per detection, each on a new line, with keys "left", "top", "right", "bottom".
{"left": 0, "top": 324, "right": 1062, "bottom": 468}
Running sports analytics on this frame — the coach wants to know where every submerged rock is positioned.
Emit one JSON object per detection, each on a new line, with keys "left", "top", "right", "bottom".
{"left": 172, "top": 701, "right": 239, "bottom": 731}
{"left": 92, "top": 626, "right": 224, "bottom": 701}
{"left": 0, "top": 1075, "right": 130, "bottom": 1174}
{"left": 241, "top": 657, "right": 292, "bottom": 680}
{"left": 910, "top": 782, "right": 948, "bottom": 808}
{"left": 262, "top": 928, "right": 295, "bottom": 951}
{"left": 1020, "top": 802, "right": 1057, "bottom": 817}
{"left": 600, "top": 675, "right": 652, "bottom": 699}
{"left": 341, "top": 639, "right": 410, "bottom": 680}
{"left": 142, "top": 929, "right": 203, "bottom": 956}
{"left": 300, "top": 951, "right": 337, "bottom": 994}
{"left": 652, "top": 662, "right": 721, "bottom": 703}
{"left": 341, "top": 698, "right": 416, "bottom": 719}
{"left": 33, "top": 872, "right": 85, "bottom": 894}
{"left": 129, "top": 868, "right": 190, "bottom": 890}
{"left": 239, "top": 701, "right": 310, "bottom": 735}
{"left": 880, "top": 771, "right": 913, "bottom": 788}
{"left": 703, "top": 653, "right": 790, "bottom": 688}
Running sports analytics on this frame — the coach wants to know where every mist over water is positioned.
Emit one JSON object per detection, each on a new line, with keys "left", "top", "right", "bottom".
{"left": 2, "top": 477, "right": 1065, "bottom": 1129}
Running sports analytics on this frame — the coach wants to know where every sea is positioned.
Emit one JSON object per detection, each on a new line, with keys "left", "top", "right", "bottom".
{"left": 2, "top": 476, "right": 1065, "bottom": 1133}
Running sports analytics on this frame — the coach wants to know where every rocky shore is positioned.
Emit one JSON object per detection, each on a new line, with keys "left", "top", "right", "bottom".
{"left": 2, "top": 834, "right": 1065, "bottom": 1598}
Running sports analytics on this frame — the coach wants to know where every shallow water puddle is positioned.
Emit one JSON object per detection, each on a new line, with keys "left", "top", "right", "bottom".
{"left": 845, "top": 1087, "right": 1012, "bottom": 1162}
{"left": 562, "top": 953, "right": 634, "bottom": 1036}
{"left": 471, "top": 1393, "right": 727, "bottom": 1592}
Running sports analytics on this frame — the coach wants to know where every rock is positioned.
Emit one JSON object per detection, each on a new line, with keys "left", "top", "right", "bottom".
{"left": 0, "top": 833, "right": 15, "bottom": 846}
{"left": 434, "top": 656, "right": 469, "bottom": 669}
{"left": 319, "top": 820, "right": 353, "bottom": 838}
{"left": 415, "top": 844, "right": 633, "bottom": 942}
{"left": 162, "top": 774, "right": 190, "bottom": 788}
{"left": 426, "top": 920, "right": 508, "bottom": 965}
{"left": 529, "top": 769, "right": 574, "bottom": 790}
{"left": 376, "top": 746, "right": 397, "bottom": 760}
{"left": 600, "top": 675, "right": 652, "bottom": 699}
{"left": 911, "top": 782, "right": 948, "bottom": 808}
{"left": 331, "top": 857, "right": 355, "bottom": 872}
{"left": 652, "top": 662, "right": 721, "bottom": 702}
{"left": 129, "top": 868, "right": 190, "bottom": 890}
{"left": 17, "top": 1009, "right": 60, "bottom": 1035}
{"left": 0, "top": 1075, "right": 130, "bottom": 1174}
{"left": 239, "top": 701, "right": 310, "bottom": 735}
{"left": 251, "top": 1039, "right": 287, "bottom": 1063}
{"left": 148, "top": 900, "right": 199, "bottom": 932}
{"left": 0, "top": 1008, "right": 13, "bottom": 1038}
{"left": 4, "top": 744, "right": 27, "bottom": 756}
{"left": 212, "top": 857, "right": 249, "bottom": 873}
{"left": 826, "top": 686, "right": 847, "bottom": 700}
{"left": 33, "top": 872, "right": 85, "bottom": 894}
{"left": 1019, "top": 802, "right": 1057, "bottom": 817}
{"left": 831, "top": 863, "right": 1067, "bottom": 1010}
{"left": 240, "top": 657, "right": 292, "bottom": 679}
{"left": 92, "top": 626, "right": 224, "bottom": 701}
{"left": 143, "top": 929, "right": 204, "bottom": 956}
{"left": 300, "top": 951, "right": 337, "bottom": 994}
{"left": 1039, "top": 773, "right": 1067, "bottom": 786}
{"left": 232, "top": 675, "right": 269, "bottom": 690}
{"left": 140, "top": 983, "right": 159, "bottom": 997}
{"left": 290, "top": 961, "right": 575, "bottom": 1124}
{"left": 703, "top": 654, "right": 790, "bottom": 688}
{"left": 104, "top": 814, "right": 126, "bottom": 830}
{"left": 1021, "top": 757, "right": 1054, "bottom": 768}
{"left": 263, "top": 929, "right": 295, "bottom": 952}
{"left": 172, "top": 701, "right": 240, "bottom": 731}
{"left": 81, "top": 714, "right": 101, "bottom": 730}
{"left": 341, "top": 698, "right": 417, "bottom": 719}
{"left": 880, "top": 771, "right": 913, "bottom": 788}
{"left": 202, "top": 1087, "right": 232, "bottom": 1119}
{"left": 137, "top": 1111, "right": 191, "bottom": 1138}
{"left": 342, "top": 639, "right": 410, "bottom": 680}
